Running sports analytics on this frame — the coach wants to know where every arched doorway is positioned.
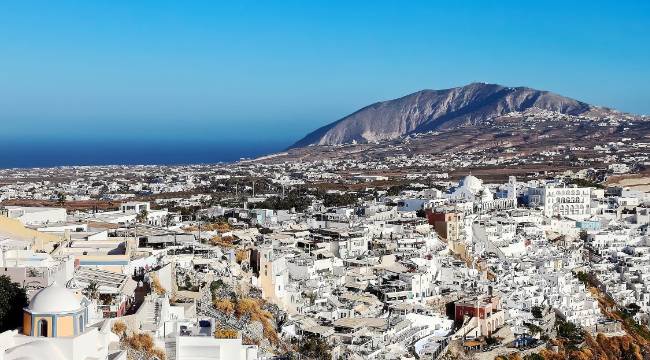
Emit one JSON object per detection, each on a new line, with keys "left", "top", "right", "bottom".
{"left": 38, "top": 319, "right": 48, "bottom": 337}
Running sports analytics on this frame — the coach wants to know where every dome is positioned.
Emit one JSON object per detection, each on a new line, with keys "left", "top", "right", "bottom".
{"left": 459, "top": 175, "right": 483, "bottom": 194}
{"left": 28, "top": 285, "right": 83, "bottom": 313}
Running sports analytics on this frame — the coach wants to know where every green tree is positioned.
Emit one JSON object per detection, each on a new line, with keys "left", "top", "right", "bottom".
{"left": 289, "top": 336, "right": 332, "bottom": 360}
{"left": 322, "top": 192, "right": 357, "bottom": 207}
{"left": 579, "top": 230, "right": 588, "bottom": 241}
{"left": 557, "top": 320, "right": 584, "bottom": 344}
{"left": 84, "top": 281, "right": 100, "bottom": 300}
{"left": 136, "top": 209, "right": 148, "bottom": 223}
{"left": 255, "top": 194, "right": 311, "bottom": 212}
{"left": 531, "top": 305, "right": 543, "bottom": 319}
{"left": 566, "top": 177, "right": 604, "bottom": 189}
{"left": 387, "top": 185, "right": 405, "bottom": 196}
{"left": 575, "top": 271, "right": 590, "bottom": 285}
{"left": 0, "top": 275, "right": 28, "bottom": 332}
{"left": 626, "top": 303, "right": 641, "bottom": 316}
{"left": 524, "top": 322, "right": 543, "bottom": 335}
{"left": 56, "top": 192, "right": 66, "bottom": 206}
{"left": 165, "top": 213, "right": 175, "bottom": 228}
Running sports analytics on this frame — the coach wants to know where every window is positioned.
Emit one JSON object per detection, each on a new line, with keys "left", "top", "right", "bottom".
{"left": 38, "top": 319, "right": 48, "bottom": 337}
{"left": 78, "top": 315, "right": 84, "bottom": 333}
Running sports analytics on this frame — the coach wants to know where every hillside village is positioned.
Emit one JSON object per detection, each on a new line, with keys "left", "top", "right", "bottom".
{"left": 0, "top": 153, "right": 650, "bottom": 360}
{"left": 2, "top": 0, "right": 650, "bottom": 358}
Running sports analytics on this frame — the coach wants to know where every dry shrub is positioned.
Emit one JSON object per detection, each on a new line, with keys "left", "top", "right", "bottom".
{"left": 210, "top": 235, "right": 235, "bottom": 247}
{"left": 213, "top": 298, "right": 235, "bottom": 315}
{"left": 214, "top": 328, "right": 239, "bottom": 339}
{"left": 204, "top": 222, "right": 231, "bottom": 232}
{"left": 125, "top": 332, "right": 166, "bottom": 360}
{"left": 537, "top": 333, "right": 647, "bottom": 360}
{"left": 126, "top": 332, "right": 155, "bottom": 352}
{"left": 242, "top": 335, "right": 260, "bottom": 346}
{"left": 235, "top": 297, "right": 279, "bottom": 344}
{"left": 186, "top": 222, "right": 231, "bottom": 233}
{"left": 495, "top": 355, "right": 521, "bottom": 360}
{"left": 538, "top": 349, "right": 567, "bottom": 360}
{"left": 209, "top": 235, "right": 222, "bottom": 246}
{"left": 235, "top": 298, "right": 260, "bottom": 318}
{"left": 150, "top": 348, "right": 166, "bottom": 360}
{"left": 111, "top": 320, "right": 127, "bottom": 337}
{"left": 150, "top": 274, "right": 166, "bottom": 295}
{"left": 235, "top": 249, "right": 248, "bottom": 264}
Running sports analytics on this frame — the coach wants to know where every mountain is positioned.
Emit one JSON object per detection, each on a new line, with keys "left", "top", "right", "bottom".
{"left": 291, "top": 83, "right": 602, "bottom": 148}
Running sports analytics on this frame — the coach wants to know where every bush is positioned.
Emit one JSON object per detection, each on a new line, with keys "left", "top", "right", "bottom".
{"left": 203, "top": 221, "right": 232, "bottom": 232}
{"left": 126, "top": 332, "right": 155, "bottom": 351}
{"left": 112, "top": 321, "right": 127, "bottom": 338}
{"left": 575, "top": 271, "right": 591, "bottom": 286}
{"left": 210, "top": 280, "right": 225, "bottom": 297}
{"left": 214, "top": 328, "right": 238, "bottom": 339}
{"left": 125, "top": 332, "right": 165, "bottom": 359}
{"left": 210, "top": 235, "right": 235, "bottom": 247}
{"left": 291, "top": 336, "right": 332, "bottom": 360}
{"left": 524, "top": 354, "right": 544, "bottom": 360}
{"left": 566, "top": 178, "right": 604, "bottom": 189}
{"left": 150, "top": 274, "right": 166, "bottom": 295}
{"left": 213, "top": 298, "right": 235, "bottom": 315}
{"left": 387, "top": 185, "right": 405, "bottom": 196}
{"left": 235, "top": 249, "right": 248, "bottom": 264}
{"left": 235, "top": 298, "right": 278, "bottom": 344}
{"left": 524, "top": 322, "right": 543, "bottom": 335}
{"left": 557, "top": 320, "right": 584, "bottom": 343}
{"left": 124, "top": 332, "right": 167, "bottom": 359}
{"left": 322, "top": 192, "right": 357, "bottom": 207}
{"left": 255, "top": 194, "right": 311, "bottom": 212}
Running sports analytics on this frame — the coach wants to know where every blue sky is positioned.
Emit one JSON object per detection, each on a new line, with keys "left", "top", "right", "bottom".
{"left": 1, "top": 0, "right": 649, "bottom": 146}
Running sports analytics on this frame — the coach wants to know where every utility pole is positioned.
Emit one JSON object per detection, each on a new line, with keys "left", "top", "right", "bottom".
{"left": 133, "top": 222, "right": 138, "bottom": 249}
{"left": 196, "top": 211, "right": 201, "bottom": 253}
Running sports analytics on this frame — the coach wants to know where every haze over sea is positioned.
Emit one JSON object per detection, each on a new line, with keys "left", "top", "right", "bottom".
{"left": 0, "top": 139, "right": 288, "bottom": 169}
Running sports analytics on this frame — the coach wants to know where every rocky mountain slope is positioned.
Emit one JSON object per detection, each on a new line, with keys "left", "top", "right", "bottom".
{"left": 291, "top": 83, "right": 617, "bottom": 148}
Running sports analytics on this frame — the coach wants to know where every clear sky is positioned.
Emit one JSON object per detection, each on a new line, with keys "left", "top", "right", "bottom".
{"left": 1, "top": 0, "right": 649, "bottom": 146}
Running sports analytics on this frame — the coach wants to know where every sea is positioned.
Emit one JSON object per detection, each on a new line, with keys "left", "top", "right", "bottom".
{"left": 0, "top": 139, "right": 289, "bottom": 169}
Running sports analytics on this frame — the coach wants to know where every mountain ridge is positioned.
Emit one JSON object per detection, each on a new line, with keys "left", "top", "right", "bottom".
{"left": 290, "top": 83, "right": 613, "bottom": 148}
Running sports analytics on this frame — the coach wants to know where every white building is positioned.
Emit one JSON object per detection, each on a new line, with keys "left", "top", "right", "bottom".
{"left": 0, "top": 284, "right": 125, "bottom": 360}
{"left": 174, "top": 319, "right": 258, "bottom": 360}
{"left": 1, "top": 206, "right": 67, "bottom": 226}
{"left": 529, "top": 184, "right": 592, "bottom": 219}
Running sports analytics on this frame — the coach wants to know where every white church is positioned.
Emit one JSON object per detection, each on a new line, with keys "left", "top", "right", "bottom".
{"left": 0, "top": 284, "right": 125, "bottom": 360}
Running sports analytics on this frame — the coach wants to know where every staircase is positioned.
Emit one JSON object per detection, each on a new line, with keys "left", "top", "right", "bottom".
{"left": 164, "top": 337, "right": 177, "bottom": 360}
{"left": 140, "top": 297, "right": 160, "bottom": 332}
